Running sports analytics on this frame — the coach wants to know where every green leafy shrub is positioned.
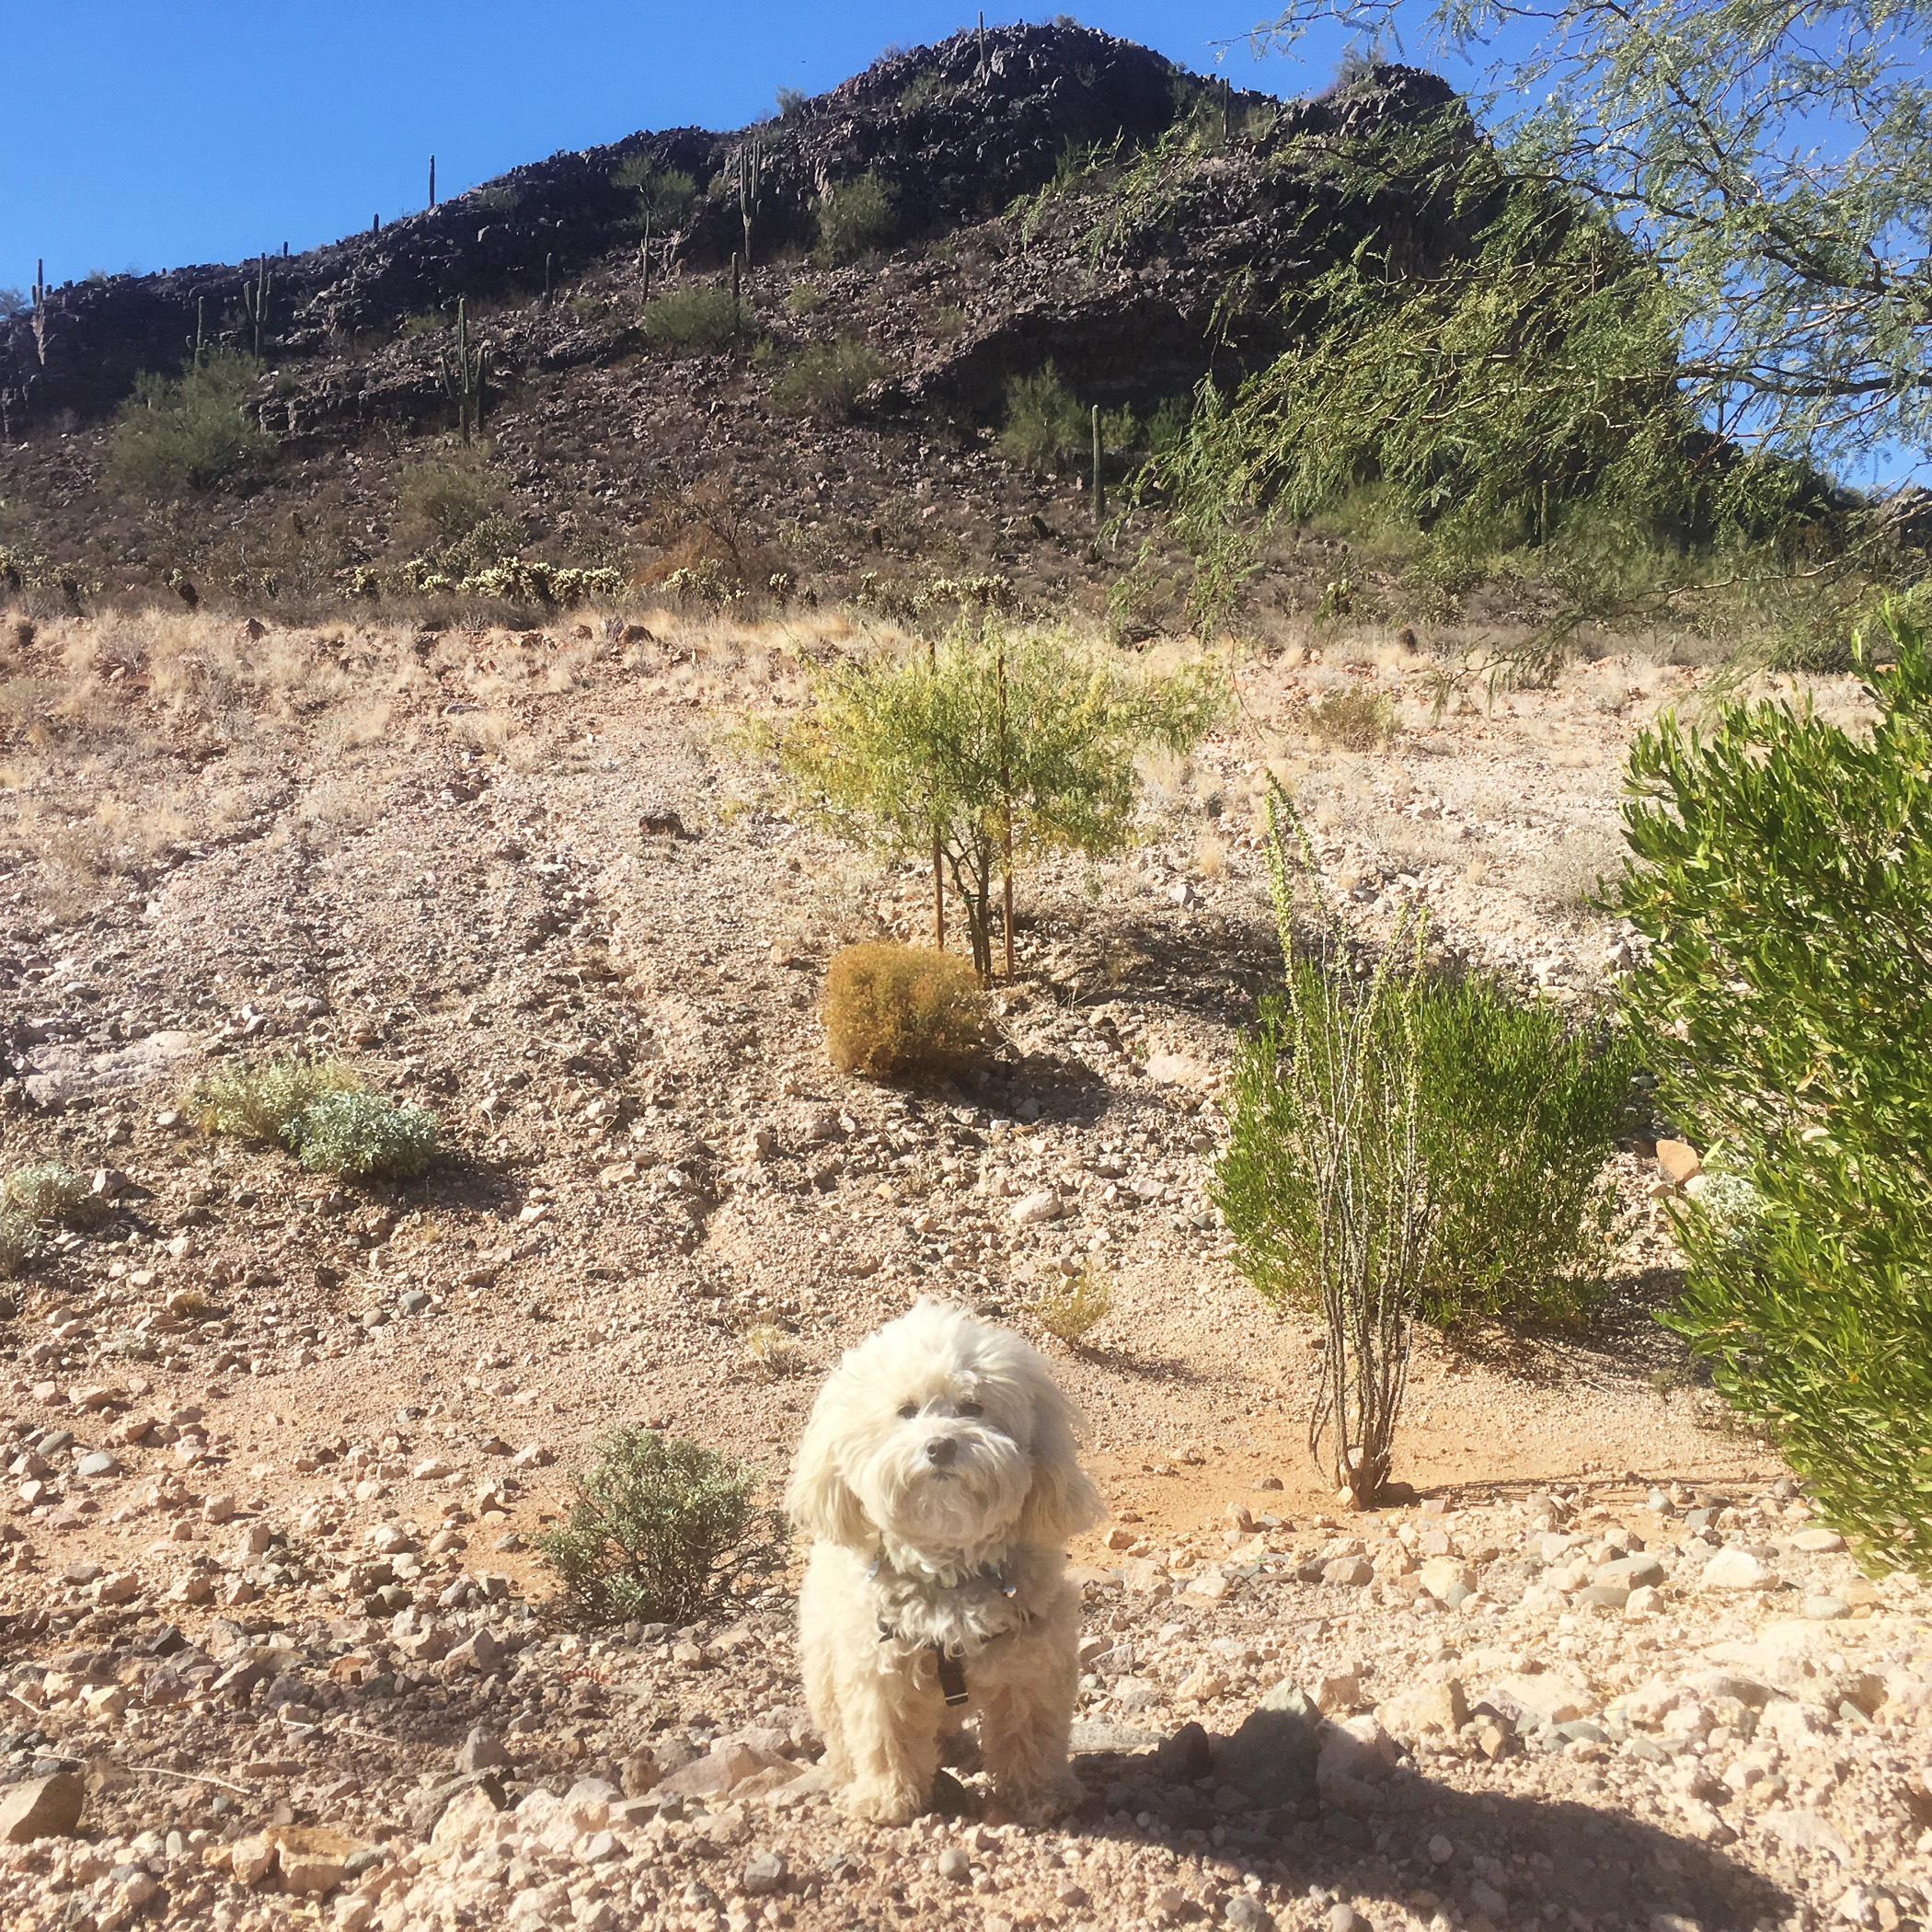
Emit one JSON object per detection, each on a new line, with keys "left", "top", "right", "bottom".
{"left": 538, "top": 1428, "right": 781, "bottom": 1627}
{"left": 1218, "top": 946, "right": 1632, "bottom": 1331}
{"left": 639, "top": 284, "right": 742, "bottom": 353}
{"left": 104, "top": 351, "right": 271, "bottom": 496}
{"left": 815, "top": 172, "right": 898, "bottom": 265}
{"left": 998, "top": 364, "right": 1087, "bottom": 474}
{"left": 0, "top": 1163, "right": 88, "bottom": 1278}
{"left": 785, "top": 280, "right": 820, "bottom": 316}
{"left": 771, "top": 337, "right": 889, "bottom": 422}
{"left": 294, "top": 1089, "right": 441, "bottom": 1180}
{"left": 822, "top": 942, "right": 987, "bottom": 1079}
{"left": 763, "top": 622, "right": 1224, "bottom": 976}
{"left": 188, "top": 1055, "right": 361, "bottom": 1144}
{"left": 1608, "top": 605, "right": 1932, "bottom": 1569}
{"left": 1409, "top": 979, "right": 1636, "bottom": 1324}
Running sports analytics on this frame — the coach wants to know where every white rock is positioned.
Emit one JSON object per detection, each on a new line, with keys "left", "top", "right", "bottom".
{"left": 1702, "top": 1547, "right": 1773, "bottom": 1591}
{"left": 1009, "top": 1189, "right": 1064, "bottom": 1227}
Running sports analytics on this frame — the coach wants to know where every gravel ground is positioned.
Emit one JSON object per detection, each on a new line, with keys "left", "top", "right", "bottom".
{"left": 0, "top": 605, "right": 1907, "bottom": 1930}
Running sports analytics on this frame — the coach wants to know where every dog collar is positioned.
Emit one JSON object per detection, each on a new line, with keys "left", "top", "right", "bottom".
{"left": 868, "top": 1549, "right": 1018, "bottom": 1595}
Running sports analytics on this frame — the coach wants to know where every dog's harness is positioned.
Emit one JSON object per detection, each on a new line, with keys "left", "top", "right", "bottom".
{"left": 869, "top": 1551, "right": 1023, "bottom": 1708}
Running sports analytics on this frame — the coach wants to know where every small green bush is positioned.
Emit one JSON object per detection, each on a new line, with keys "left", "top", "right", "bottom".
{"left": 785, "top": 280, "right": 820, "bottom": 316}
{"left": 1609, "top": 605, "right": 1932, "bottom": 1569}
{"left": 1033, "top": 1267, "right": 1114, "bottom": 1346}
{"left": 295, "top": 1089, "right": 441, "bottom": 1180}
{"left": 188, "top": 1055, "right": 361, "bottom": 1144}
{"left": 1216, "top": 866, "right": 1635, "bottom": 1329}
{"left": 538, "top": 1427, "right": 781, "bottom": 1627}
{"left": 998, "top": 364, "right": 1087, "bottom": 474}
{"left": 823, "top": 942, "right": 988, "bottom": 1079}
{"left": 0, "top": 1163, "right": 88, "bottom": 1279}
{"left": 0, "top": 1206, "right": 39, "bottom": 1280}
{"left": 2, "top": 1163, "right": 88, "bottom": 1223}
{"left": 771, "top": 337, "right": 889, "bottom": 423}
{"left": 639, "top": 284, "right": 742, "bottom": 353}
{"left": 815, "top": 172, "right": 898, "bottom": 265}
{"left": 104, "top": 351, "right": 271, "bottom": 497}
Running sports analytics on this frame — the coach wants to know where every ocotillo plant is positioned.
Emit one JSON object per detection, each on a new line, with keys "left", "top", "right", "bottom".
{"left": 241, "top": 257, "right": 271, "bottom": 360}
{"left": 436, "top": 296, "right": 486, "bottom": 443}
{"left": 737, "top": 137, "right": 764, "bottom": 267}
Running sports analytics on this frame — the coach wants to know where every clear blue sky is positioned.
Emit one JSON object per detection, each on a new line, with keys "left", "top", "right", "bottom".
{"left": 4, "top": 3, "right": 1390, "bottom": 293}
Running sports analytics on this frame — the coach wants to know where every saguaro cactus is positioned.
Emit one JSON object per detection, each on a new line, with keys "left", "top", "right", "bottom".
{"left": 241, "top": 256, "right": 271, "bottom": 359}
{"left": 430, "top": 155, "right": 438, "bottom": 209}
{"left": 29, "top": 259, "right": 48, "bottom": 368}
{"left": 737, "top": 137, "right": 764, "bottom": 268}
{"left": 436, "top": 296, "right": 487, "bottom": 443}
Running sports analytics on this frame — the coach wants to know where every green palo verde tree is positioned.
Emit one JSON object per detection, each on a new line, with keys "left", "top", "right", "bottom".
{"left": 1606, "top": 604, "right": 1932, "bottom": 1569}
{"left": 759, "top": 621, "right": 1225, "bottom": 978}
{"left": 1159, "top": 3, "right": 1932, "bottom": 630}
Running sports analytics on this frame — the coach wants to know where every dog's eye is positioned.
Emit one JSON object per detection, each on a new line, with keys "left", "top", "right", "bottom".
{"left": 898, "top": 1403, "right": 919, "bottom": 1420}
{"left": 957, "top": 1401, "right": 983, "bottom": 1419}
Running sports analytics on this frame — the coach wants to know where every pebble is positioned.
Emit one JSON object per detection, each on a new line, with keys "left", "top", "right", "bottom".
{"left": 937, "top": 1846, "right": 973, "bottom": 1883}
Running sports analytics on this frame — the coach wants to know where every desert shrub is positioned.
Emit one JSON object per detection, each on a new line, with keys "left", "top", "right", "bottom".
{"left": 639, "top": 284, "right": 742, "bottom": 353}
{"left": 294, "top": 1089, "right": 441, "bottom": 1180}
{"left": 398, "top": 444, "right": 502, "bottom": 543}
{"left": 823, "top": 942, "right": 987, "bottom": 1079}
{"left": 1033, "top": 1267, "right": 1113, "bottom": 1345}
{"left": 538, "top": 1427, "right": 781, "bottom": 1627}
{"left": 1409, "top": 980, "right": 1636, "bottom": 1324}
{"left": 1306, "top": 686, "right": 1397, "bottom": 751}
{"left": 785, "top": 280, "right": 820, "bottom": 316}
{"left": 1213, "top": 788, "right": 1440, "bottom": 1507}
{"left": 744, "top": 1322, "right": 805, "bottom": 1379}
{"left": 2, "top": 1163, "right": 88, "bottom": 1223}
{"left": 0, "top": 1206, "right": 38, "bottom": 1279}
{"left": 763, "top": 621, "right": 1225, "bottom": 977}
{"left": 188, "top": 1055, "right": 361, "bottom": 1144}
{"left": 1219, "top": 936, "right": 1632, "bottom": 1333}
{"left": 998, "top": 364, "right": 1087, "bottom": 474}
{"left": 104, "top": 351, "right": 271, "bottom": 496}
{"left": 815, "top": 172, "right": 898, "bottom": 265}
{"left": 771, "top": 337, "right": 889, "bottom": 422}
{"left": 0, "top": 1163, "right": 87, "bottom": 1278}
{"left": 1607, "top": 605, "right": 1932, "bottom": 1570}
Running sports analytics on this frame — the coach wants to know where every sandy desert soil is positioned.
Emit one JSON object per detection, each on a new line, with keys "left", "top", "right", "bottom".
{"left": 1, "top": 603, "right": 1920, "bottom": 1932}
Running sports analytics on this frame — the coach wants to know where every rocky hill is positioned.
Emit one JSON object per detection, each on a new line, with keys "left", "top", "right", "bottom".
{"left": 0, "top": 25, "right": 1475, "bottom": 627}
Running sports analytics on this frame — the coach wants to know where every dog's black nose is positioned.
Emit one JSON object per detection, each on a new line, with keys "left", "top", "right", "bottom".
{"left": 926, "top": 1436, "right": 958, "bottom": 1467}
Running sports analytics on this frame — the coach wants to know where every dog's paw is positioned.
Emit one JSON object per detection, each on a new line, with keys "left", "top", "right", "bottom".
{"left": 842, "top": 1778, "right": 926, "bottom": 1825}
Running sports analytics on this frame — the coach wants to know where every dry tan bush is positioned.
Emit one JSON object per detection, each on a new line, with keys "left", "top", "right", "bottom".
{"left": 1031, "top": 1267, "right": 1113, "bottom": 1346}
{"left": 1195, "top": 833, "right": 1228, "bottom": 879}
{"left": 822, "top": 942, "right": 987, "bottom": 1079}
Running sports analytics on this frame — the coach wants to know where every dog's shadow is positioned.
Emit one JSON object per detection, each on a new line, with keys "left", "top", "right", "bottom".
{"left": 1051, "top": 1737, "right": 1791, "bottom": 1930}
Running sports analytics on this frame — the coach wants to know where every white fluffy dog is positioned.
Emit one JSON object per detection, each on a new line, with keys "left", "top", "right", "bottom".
{"left": 786, "top": 1297, "right": 1102, "bottom": 1823}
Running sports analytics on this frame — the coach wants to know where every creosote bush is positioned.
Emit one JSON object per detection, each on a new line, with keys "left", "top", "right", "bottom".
{"left": 639, "top": 284, "right": 742, "bottom": 353}
{"left": 771, "top": 337, "right": 889, "bottom": 423}
{"left": 1609, "top": 605, "right": 1932, "bottom": 1570}
{"left": 822, "top": 942, "right": 987, "bottom": 1080}
{"left": 398, "top": 443, "right": 503, "bottom": 544}
{"left": 1306, "top": 686, "right": 1398, "bottom": 752}
{"left": 105, "top": 350, "right": 272, "bottom": 497}
{"left": 538, "top": 1427, "right": 781, "bottom": 1627}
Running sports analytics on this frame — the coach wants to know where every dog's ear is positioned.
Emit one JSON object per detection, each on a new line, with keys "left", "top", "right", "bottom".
{"left": 1016, "top": 1373, "right": 1103, "bottom": 1547}
{"left": 785, "top": 1405, "right": 870, "bottom": 1547}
